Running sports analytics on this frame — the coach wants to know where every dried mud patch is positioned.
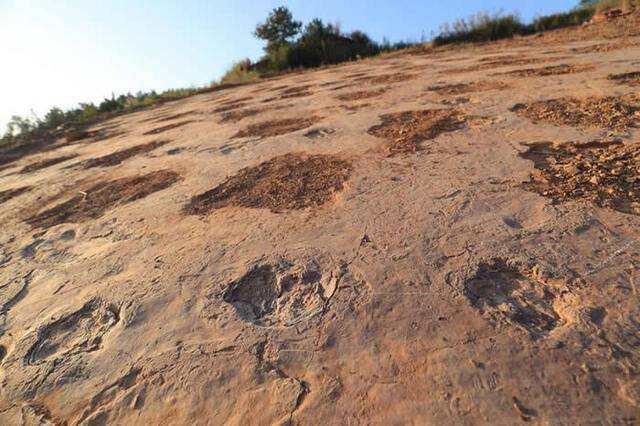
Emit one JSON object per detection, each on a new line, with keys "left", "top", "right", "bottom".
{"left": 223, "top": 258, "right": 338, "bottom": 327}
{"left": 185, "top": 153, "right": 352, "bottom": 214}
{"left": 20, "top": 155, "right": 79, "bottom": 174}
{"left": 23, "top": 298, "right": 119, "bottom": 365}
{"left": 0, "top": 186, "right": 32, "bottom": 204}
{"left": 336, "top": 89, "right": 386, "bottom": 101}
{"left": 426, "top": 80, "right": 510, "bottom": 95}
{"left": 368, "top": 109, "right": 466, "bottom": 156}
{"left": 142, "top": 120, "right": 195, "bottom": 136}
{"left": 608, "top": 71, "right": 640, "bottom": 86}
{"left": 232, "top": 116, "right": 322, "bottom": 139}
{"left": 26, "top": 170, "right": 180, "bottom": 228}
{"left": 464, "top": 259, "right": 572, "bottom": 337}
{"left": 497, "top": 63, "right": 595, "bottom": 77}
{"left": 520, "top": 141, "right": 640, "bottom": 215}
{"left": 511, "top": 96, "right": 640, "bottom": 129}
{"left": 74, "top": 140, "right": 170, "bottom": 169}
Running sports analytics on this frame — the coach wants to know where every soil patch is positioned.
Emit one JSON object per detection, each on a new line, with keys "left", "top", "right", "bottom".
{"left": 73, "top": 140, "right": 170, "bottom": 169}
{"left": 464, "top": 258, "right": 566, "bottom": 337}
{"left": 213, "top": 102, "right": 247, "bottom": 113}
{"left": 220, "top": 108, "right": 264, "bottom": 124}
{"left": 143, "top": 120, "right": 195, "bottom": 136}
{"left": 511, "top": 96, "right": 640, "bottom": 129}
{"left": 232, "top": 117, "right": 322, "bottom": 139}
{"left": 184, "top": 153, "right": 351, "bottom": 214}
{"left": 368, "top": 109, "right": 466, "bottom": 156}
{"left": 353, "top": 73, "right": 416, "bottom": 85}
{"left": 153, "top": 111, "right": 197, "bottom": 123}
{"left": 281, "top": 85, "right": 313, "bottom": 95}
{"left": 571, "top": 41, "right": 637, "bottom": 54}
{"left": 520, "top": 141, "right": 640, "bottom": 215}
{"left": 496, "top": 64, "right": 595, "bottom": 77}
{"left": 26, "top": 170, "right": 180, "bottom": 228}
{"left": 262, "top": 85, "right": 314, "bottom": 102}
{"left": 336, "top": 89, "right": 386, "bottom": 101}
{"left": 0, "top": 186, "right": 32, "bottom": 204}
{"left": 20, "top": 155, "right": 79, "bottom": 174}
{"left": 280, "top": 91, "right": 313, "bottom": 99}
{"left": 426, "top": 81, "right": 510, "bottom": 95}
{"left": 478, "top": 54, "right": 521, "bottom": 63}
{"left": 608, "top": 71, "right": 640, "bottom": 86}
{"left": 445, "top": 57, "right": 546, "bottom": 74}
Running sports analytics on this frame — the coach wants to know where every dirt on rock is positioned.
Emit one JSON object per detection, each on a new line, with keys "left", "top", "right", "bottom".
{"left": 511, "top": 96, "right": 640, "bottom": 129}
{"left": 497, "top": 63, "right": 595, "bottom": 77}
{"left": 353, "top": 73, "right": 416, "bottom": 85}
{"left": 520, "top": 140, "right": 640, "bottom": 215}
{"left": 20, "top": 155, "right": 79, "bottom": 174}
{"left": 0, "top": 186, "right": 32, "bottom": 204}
{"left": 232, "top": 116, "right": 322, "bottom": 138}
{"left": 336, "top": 89, "right": 386, "bottom": 101}
{"left": 608, "top": 70, "right": 640, "bottom": 86}
{"left": 426, "top": 80, "right": 510, "bottom": 95}
{"left": 213, "top": 102, "right": 247, "bottom": 113}
{"left": 571, "top": 41, "right": 638, "bottom": 53}
{"left": 279, "top": 85, "right": 313, "bottom": 99}
{"left": 74, "top": 140, "right": 171, "bottom": 169}
{"left": 185, "top": 153, "right": 351, "bottom": 214}
{"left": 219, "top": 108, "right": 264, "bottom": 123}
{"left": 445, "top": 57, "right": 547, "bottom": 74}
{"left": 26, "top": 170, "right": 180, "bottom": 228}
{"left": 368, "top": 109, "right": 466, "bottom": 156}
{"left": 143, "top": 120, "right": 196, "bottom": 136}
{"left": 153, "top": 111, "right": 197, "bottom": 123}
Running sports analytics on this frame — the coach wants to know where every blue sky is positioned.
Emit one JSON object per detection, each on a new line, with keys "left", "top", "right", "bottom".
{"left": 0, "top": 0, "right": 578, "bottom": 131}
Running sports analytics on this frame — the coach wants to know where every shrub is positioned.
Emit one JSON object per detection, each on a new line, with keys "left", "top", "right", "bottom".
{"left": 220, "top": 59, "right": 260, "bottom": 84}
{"left": 532, "top": 7, "right": 594, "bottom": 32}
{"left": 594, "top": 0, "right": 638, "bottom": 12}
{"left": 434, "top": 12, "right": 528, "bottom": 46}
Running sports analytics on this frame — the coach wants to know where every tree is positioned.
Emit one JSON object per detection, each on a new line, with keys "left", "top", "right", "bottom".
{"left": 254, "top": 6, "right": 302, "bottom": 52}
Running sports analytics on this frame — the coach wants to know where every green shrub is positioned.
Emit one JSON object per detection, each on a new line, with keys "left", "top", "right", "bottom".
{"left": 594, "top": 0, "right": 637, "bottom": 12}
{"left": 220, "top": 59, "right": 260, "bottom": 84}
{"left": 434, "top": 12, "right": 529, "bottom": 46}
{"left": 532, "top": 7, "right": 594, "bottom": 32}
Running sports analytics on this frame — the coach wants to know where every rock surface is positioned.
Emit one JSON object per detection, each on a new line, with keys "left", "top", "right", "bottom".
{"left": 1, "top": 14, "right": 640, "bottom": 425}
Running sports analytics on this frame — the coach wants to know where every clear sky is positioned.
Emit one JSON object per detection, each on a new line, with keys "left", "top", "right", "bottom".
{"left": 0, "top": 0, "right": 578, "bottom": 131}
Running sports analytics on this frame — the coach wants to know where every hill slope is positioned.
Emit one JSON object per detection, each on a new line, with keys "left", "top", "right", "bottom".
{"left": 1, "top": 14, "right": 640, "bottom": 424}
